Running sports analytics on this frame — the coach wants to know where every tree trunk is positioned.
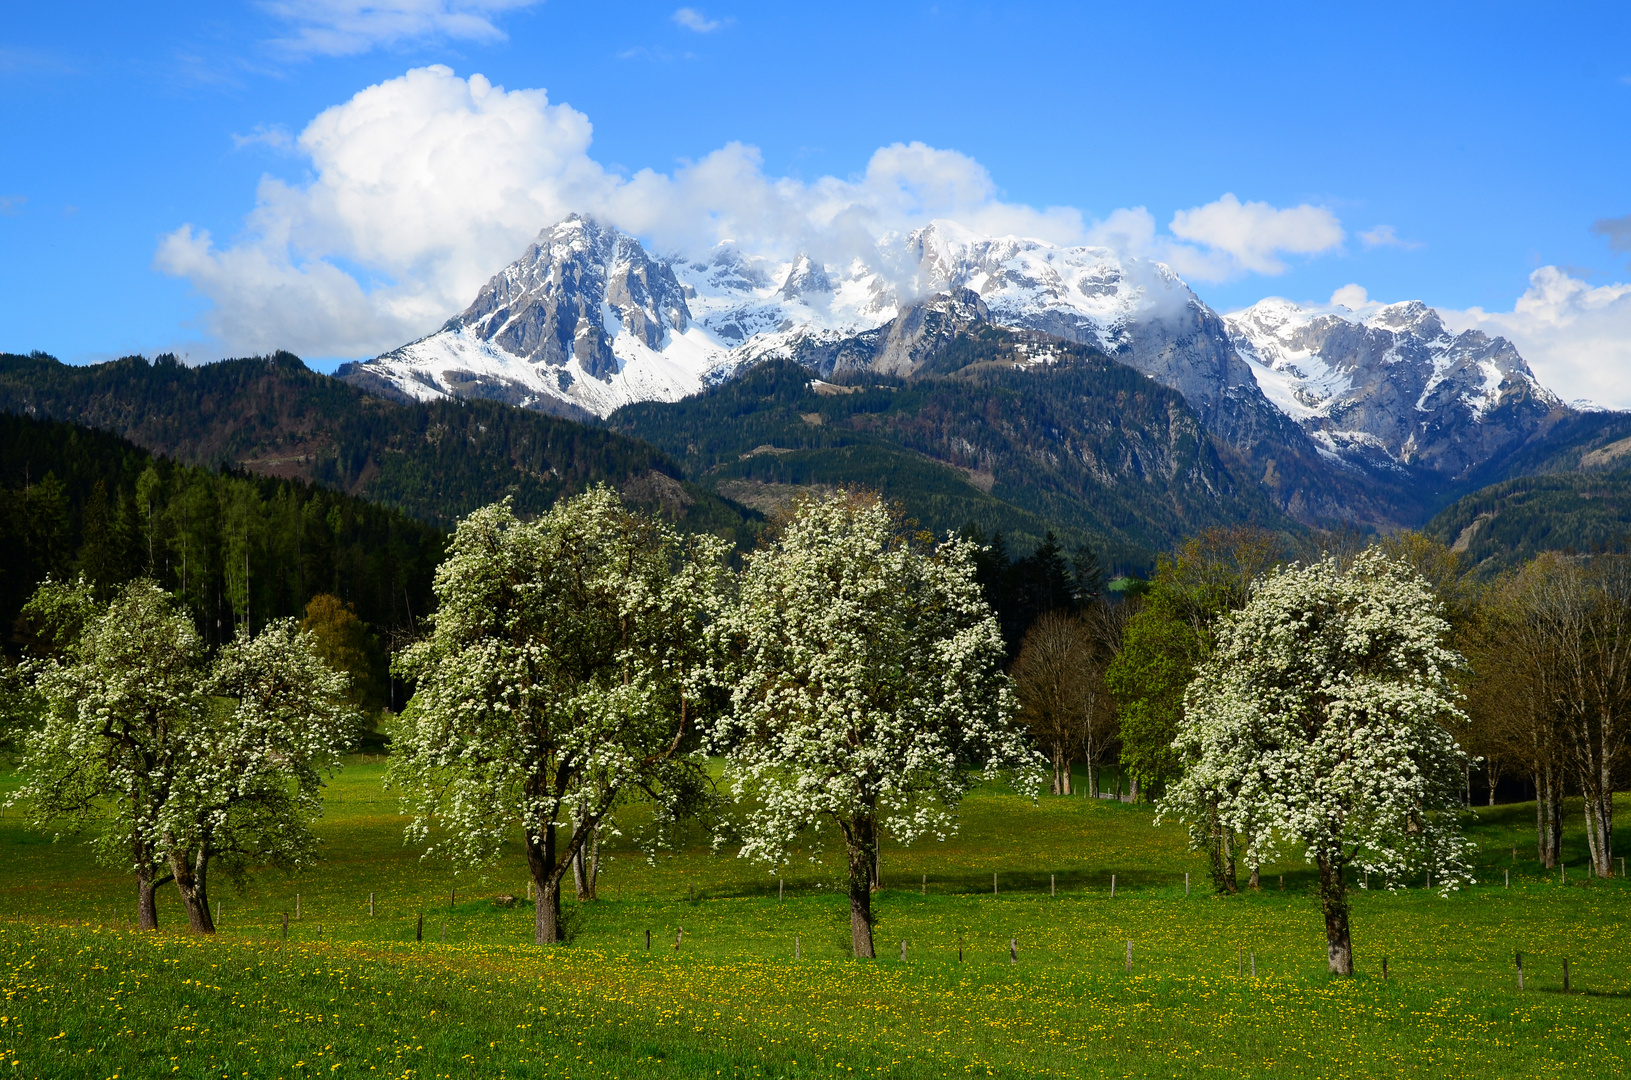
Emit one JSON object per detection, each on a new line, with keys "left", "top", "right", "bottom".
{"left": 1087, "top": 761, "right": 1099, "bottom": 799}
{"left": 1248, "top": 863, "right": 1261, "bottom": 891}
{"left": 1585, "top": 784, "right": 1613, "bottom": 878}
{"left": 1317, "top": 852, "right": 1353, "bottom": 975}
{"left": 846, "top": 816, "right": 876, "bottom": 958}
{"left": 1061, "top": 756, "right": 1072, "bottom": 796}
{"left": 169, "top": 846, "right": 215, "bottom": 933}
{"left": 1545, "top": 771, "right": 1563, "bottom": 868}
{"left": 526, "top": 821, "right": 565, "bottom": 945}
{"left": 571, "top": 819, "right": 600, "bottom": 901}
{"left": 137, "top": 863, "right": 160, "bottom": 931}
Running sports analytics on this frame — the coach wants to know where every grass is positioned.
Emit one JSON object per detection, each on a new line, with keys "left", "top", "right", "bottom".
{"left": 1, "top": 761, "right": 1628, "bottom": 1078}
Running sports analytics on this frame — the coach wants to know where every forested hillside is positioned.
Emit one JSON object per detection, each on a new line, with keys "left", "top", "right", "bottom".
{"left": 609, "top": 329, "right": 1292, "bottom": 569}
{"left": 0, "top": 351, "right": 757, "bottom": 543}
{"left": 1424, "top": 468, "right": 1631, "bottom": 576}
{"left": 0, "top": 414, "right": 444, "bottom": 688}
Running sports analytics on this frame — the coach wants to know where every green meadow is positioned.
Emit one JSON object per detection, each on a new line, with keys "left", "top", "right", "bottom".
{"left": 2, "top": 762, "right": 1627, "bottom": 1079}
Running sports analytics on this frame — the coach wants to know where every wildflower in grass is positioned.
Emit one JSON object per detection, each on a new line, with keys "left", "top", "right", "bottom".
{"left": 1163, "top": 550, "right": 1475, "bottom": 974}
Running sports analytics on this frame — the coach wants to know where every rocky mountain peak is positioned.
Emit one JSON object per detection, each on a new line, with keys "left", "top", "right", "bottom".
{"left": 778, "top": 254, "right": 834, "bottom": 299}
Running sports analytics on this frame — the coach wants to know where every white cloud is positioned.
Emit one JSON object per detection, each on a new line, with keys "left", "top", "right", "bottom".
{"left": 156, "top": 65, "right": 1351, "bottom": 359}
{"left": 0, "top": 195, "right": 25, "bottom": 216}
{"left": 1330, "top": 283, "right": 1370, "bottom": 309}
{"left": 671, "top": 7, "right": 726, "bottom": 32}
{"left": 1441, "top": 266, "right": 1631, "bottom": 408}
{"left": 1167, "top": 193, "right": 1344, "bottom": 276}
{"left": 231, "top": 124, "right": 296, "bottom": 151}
{"left": 261, "top": 0, "right": 543, "bottom": 58}
{"left": 1358, "top": 224, "right": 1421, "bottom": 250}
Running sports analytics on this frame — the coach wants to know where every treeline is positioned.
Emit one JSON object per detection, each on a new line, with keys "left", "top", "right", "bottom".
{"left": 1012, "top": 522, "right": 1631, "bottom": 881}
{"left": 0, "top": 351, "right": 758, "bottom": 544}
{"left": 0, "top": 412, "right": 444, "bottom": 705}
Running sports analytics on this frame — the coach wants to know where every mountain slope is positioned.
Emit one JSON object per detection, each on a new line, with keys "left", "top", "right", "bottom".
{"left": 0, "top": 351, "right": 758, "bottom": 540}
{"left": 608, "top": 323, "right": 1293, "bottom": 568}
{"left": 344, "top": 214, "right": 1603, "bottom": 530}
{"left": 1425, "top": 469, "right": 1631, "bottom": 576}
{"left": 1225, "top": 298, "right": 1564, "bottom": 479}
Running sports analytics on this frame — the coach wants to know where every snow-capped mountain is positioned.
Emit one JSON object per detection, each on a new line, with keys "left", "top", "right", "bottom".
{"left": 342, "top": 215, "right": 1304, "bottom": 454}
{"left": 1225, "top": 298, "right": 1563, "bottom": 479}
{"left": 340, "top": 213, "right": 1574, "bottom": 521}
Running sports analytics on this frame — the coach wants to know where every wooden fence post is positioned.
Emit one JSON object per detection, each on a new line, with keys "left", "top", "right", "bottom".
{"left": 1561, "top": 864, "right": 1566, "bottom": 885}
{"left": 296, "top": 893, "right": 301, "bottom": 920}
{"left": 282, "top": 912, "right": 288, "bottom": 941}
{"left": 1563, "top": 958, "right": 1571, "bottom": 993}
{"left": 370, "top": 892, "right": 375, "bottom": 916}
{"left": 646, "top": 929, "right": 651, "bottom": 951}
{"left": 921, "top": 873, "right": 925, "bottom": 895}
{"left": 1125, "top": 940, "right": 1132, "bottom": 974}
{"left": 1250, "top": 951, "right": 1256, "bottom": 978}
{"left": 674, "top": 926, "right": 684, "bottom": 951}
{"left": 958, "top": 935, "right": 963, "bottom": 962}
{"left": 1111, "top": 874, "right": 1116, "bottom": 898}
{"left": 901, "top": 939, "right": 907, "bottom": 962}
{"left": 1185, "top": 873, "right": 1189, "bottom": 897}
{"left": 416, "top": 914, "right": 422, "bottom": 942}
{"left": 795, "top": 935, "right": 800, "bottom": 961}
{"left": 1380, "top": 956, "right": 1386, "bottom": 981}
{"left": 1051, "top": 874, "right": 1055, "bottom": 897}
{"left": 1237, "top": 947, "right": 1242, "bottom": 976}
{"left": 1515, "top": 950, "right": 1523, "bottom": 990}
{"left": 993, "top": 872, "right": 997, "bottom": 895}
{"left": 1505, "top": 869, "right": 1510, "bottom": 888}
{"left": 1010, "top": 938, "right": 1017, "bottom": 964}
{"left": 779, "top": 878, "right": 784, "bottom": 902}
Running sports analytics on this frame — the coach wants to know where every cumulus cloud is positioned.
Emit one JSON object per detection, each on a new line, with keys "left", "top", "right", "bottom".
{"left": 1330, "top": 283, "right": 1371, "bottom": 310}
{"left": 671, "top": 7, "right": 727, "bottom": 32}
{"left": 1168, "top": 193, "right": 1344, "bottom": 276}
{"left": 261, "top": 0, "right": 542, "bottom": 57}
{"left": 156, "top": 65, "right": 1353, "bottom": 359}
{"left": 1441, "top": 267, "right": 1631, "bottom": 409}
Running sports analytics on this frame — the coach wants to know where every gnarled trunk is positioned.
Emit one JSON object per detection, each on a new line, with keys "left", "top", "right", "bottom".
{"left": 169, "top": 846, "right": 215, "bottom": 933}
{"left": 527, "top": 821, "right": 565, "bottom": 944}
{"left": 1317, "top": 852, "right": 1352, "bottom": 975}
{"left": 845, "top": 815, "right": 876, "bottom": 958}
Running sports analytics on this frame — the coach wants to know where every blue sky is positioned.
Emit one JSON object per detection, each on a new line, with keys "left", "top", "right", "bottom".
{"left": 5, "top": 2, "right": 1631, "bottom": 402}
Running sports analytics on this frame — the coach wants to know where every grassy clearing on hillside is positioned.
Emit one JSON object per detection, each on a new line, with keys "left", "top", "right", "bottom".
{"left": 1, "top": 762, "right": 1627, "bottom": 1079}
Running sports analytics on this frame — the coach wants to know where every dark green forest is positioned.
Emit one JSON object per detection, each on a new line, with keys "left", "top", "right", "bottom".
{"left": 1425, "top": 467, "right": 1631, "bottom": 576}
{"left": 0, "top": 413, "right": 444, "bottom": 704}
{"left": 609, "top": 331, "right": 1290, "bottom": 569}
{"left": 0, "top": 351, "right": 757, "bottom": 544}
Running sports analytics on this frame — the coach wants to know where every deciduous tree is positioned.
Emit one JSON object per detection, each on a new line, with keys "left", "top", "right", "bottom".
{"left": 1162, "top": 551, "right": 1474, "bottom": 975}
{"left": 714, "top": 492, "right": 1040, "bottom": 959}
{"left": 389, "top": 490, "right": 727, "bottom": 945}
